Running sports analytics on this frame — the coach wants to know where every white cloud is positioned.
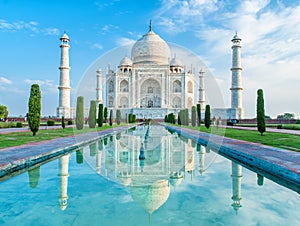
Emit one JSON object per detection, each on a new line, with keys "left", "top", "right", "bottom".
{"left": 0, "top": 77, "right": 12, "bottom": 84}
{"left": 116, "top": 37, "right": 135, "bottom": 47}
{"left": 24, "top": 79, "right": 57, "bottom": 94}
{"left": 91, "top": 43, "right": 103, "bottom": 50}
{"left": 0, "top": 19, "right": 59, "bottom": 36}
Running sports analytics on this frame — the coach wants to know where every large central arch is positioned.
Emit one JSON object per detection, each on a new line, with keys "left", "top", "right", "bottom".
{"left": 140, "top": 78, "right": 161, "bottom": 108}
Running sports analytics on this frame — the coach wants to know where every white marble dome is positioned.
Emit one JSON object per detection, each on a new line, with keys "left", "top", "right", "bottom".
{"left": 170, "top": 57, "right": 183, "bottom": 67}
{"left": 119, "top": 56, "right": 132, "bottom": 66}
{"left": 131, "top": 30, "right": 170, "bottom": 65}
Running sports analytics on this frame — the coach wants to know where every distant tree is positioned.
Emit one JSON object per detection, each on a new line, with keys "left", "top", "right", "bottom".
{"left": 204, "top": 105, "right": 211, "bottom": 129}
{"left": 256, "top": 89, "right": 266, "bottom": 135}
{"left": 116, "top": 109, "right": 121, "bottom": 125}
{"left": 28, "top": 84, "right": 41, "bottom": 136}
{"left": 97, "top": 103, "right": 103, "bottom": 127}
{"left": 164, "top": 115, "right": 168, "bottom": 123}
{"left": 76, "top": 96, "right": 84, "bottom": 130}
{"left": 76, "top": 149, "right": 83, "bottom": 164}
{"left": 191, "top": 106, "right": 196, "bottom": 127}
{"left": 109, "top": 109, "right": 113, "bottom": 126}
{"left": 196, "top": 104, "right": 201, "bottom": 127}
{"left": 28, "top": 166, "right": 40, "bottom": 188}
{"left": 104, "top": 107, "right": 108, "bottom": 123}
{"left": 277, "top": 113, "right": 295, "bottom": 119}
{"left": 61, "top": 116, "right": 65, "bottom": 130}
{"left": 185, "top": 109, "right": 189, "bottom": 126}
{"left": 0, "top": 104, "right": 8, "bottom": 119}
{"left": 132, "top": 114, "right": 136, "bottom": 123}
{"left": 178, "top": 113, "right": 181, "bottom": 125}
{"left": 88, "top": 100, "right": 97, "bottom": 128}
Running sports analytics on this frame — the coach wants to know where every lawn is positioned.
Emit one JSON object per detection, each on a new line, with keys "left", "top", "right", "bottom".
{"left": 175, "top": 125, "right": 300, "bottom": 152}
{"left": 0, "top": 124, "right": 128, "bottom": 149}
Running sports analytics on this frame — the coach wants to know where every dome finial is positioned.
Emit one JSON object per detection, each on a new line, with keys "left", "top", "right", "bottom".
{"left": 149, "top": 19, "right": 152, "bottom": 32}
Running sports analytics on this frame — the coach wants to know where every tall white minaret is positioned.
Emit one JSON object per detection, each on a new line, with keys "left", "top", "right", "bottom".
{"left": 57, "top": 32, "right": 71, "bottom": 118}
{"left": 231, "top": 161, "right": 242, "bottom": 213}
{"left": 230, "top": 33, "right": 244, "bottom": 119}
{"left": 58, "top": 153, "right": 70, "bottom": 211}
{"left": 96, "top": 68, "right": 103, "bottom": 105}
{"left": 198, "top": 68, "right": 205, "bottom": 111}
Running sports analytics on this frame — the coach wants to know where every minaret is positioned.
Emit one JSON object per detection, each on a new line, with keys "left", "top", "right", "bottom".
{"left": 231, "top": 161, "right": 242, "bottom": 213}
{"left": 57, "top": 32, "right": 71, "bottom": 118}
{"left": 96, "top": 68, "right": 103, "bottom": 105}
{"left": 58, "top": 153, "right": 70, "bottom": 211}
{"left": 230, "top": 33, "right": 244, "bottom": 119}
{"left": 198, "top": 68, "right": 205, "bottom": 111}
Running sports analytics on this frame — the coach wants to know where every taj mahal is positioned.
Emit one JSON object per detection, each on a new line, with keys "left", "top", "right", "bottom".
{"left": 57, "top": 22, "right": 244, "bottom": 120}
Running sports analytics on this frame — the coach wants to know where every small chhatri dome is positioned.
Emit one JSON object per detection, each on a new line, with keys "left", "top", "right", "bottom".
{"left": 119, "top": 56, "right": 133, "bottom": 66}
{"left": 60, "top": 32, "right": 70, "bottom": 41}
{"left": 232, "top": 32, "right": 241, "bottom": 42}
{"left": 170, "top": 56, "right": 183, "bottom": 67}
{"left": 131, "top": 21, "right": 171, "bottom": 65}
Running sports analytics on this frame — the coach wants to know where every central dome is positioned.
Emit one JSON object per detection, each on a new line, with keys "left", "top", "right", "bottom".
{"left": 131, "top": 28, "right": 170, "bottom": 65}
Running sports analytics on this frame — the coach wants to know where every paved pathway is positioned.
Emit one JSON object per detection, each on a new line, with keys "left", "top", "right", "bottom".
{"left": 0, "top": 125, "right": 134, "bottom": 179}
{"left": 165, "top": 125, "right": 300, "bottom": 193}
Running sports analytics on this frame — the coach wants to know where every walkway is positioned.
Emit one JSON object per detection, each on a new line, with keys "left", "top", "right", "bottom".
{"left": 165, "top": 125, "right": 300, "bottom": 193}
{"left": 0, "top": 125, "right": 134, "bottom": 179}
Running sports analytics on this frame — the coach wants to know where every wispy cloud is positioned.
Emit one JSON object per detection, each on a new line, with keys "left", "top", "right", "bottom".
{"left": 0, "top": 19, "right": 59, "bottom": 36}
{"left": 24, "top": 79, "right": 57, "bottom": 94}
{"left": 0, "top": 77, "right": 12, "bottom": 84}
{"left": 116, "top": 37, "right": 135, "bottom": 47}
{"left": 91, "top": 43, "right": 103, "bottom": 50}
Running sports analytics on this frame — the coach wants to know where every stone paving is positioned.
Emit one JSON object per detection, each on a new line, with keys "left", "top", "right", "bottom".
{"left": 0, "top": 125, "right": 134, "bottom": 179}
{"left": 165, "top": 125, "right": 300, "bottom": 193}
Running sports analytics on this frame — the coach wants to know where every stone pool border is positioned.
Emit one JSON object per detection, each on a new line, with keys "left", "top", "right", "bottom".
{"left": 164, "top": 124, "right": 300, "bottom": 193}
{"left": 0, "top": 124, "right": 138, "bottom": 180}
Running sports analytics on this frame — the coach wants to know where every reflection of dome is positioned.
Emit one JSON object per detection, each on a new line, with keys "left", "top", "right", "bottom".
{"left": 118, "top": 174, "right": 132, "bottom": 187}
{"left": 131, "top": 28, "right": 170, "bottom": 65}
{"left": 131, "top": 179, "right": 170, "bottom": 214}
{"left": 169, "top": 172, "right": 183, "bottom": 187}
{"left": 119, "top": 56, "right": 132, "bottom": 66}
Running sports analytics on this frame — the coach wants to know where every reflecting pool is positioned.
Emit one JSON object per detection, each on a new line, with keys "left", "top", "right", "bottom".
{"left": 0, "top": 125, "right": 299, "bottom": 226}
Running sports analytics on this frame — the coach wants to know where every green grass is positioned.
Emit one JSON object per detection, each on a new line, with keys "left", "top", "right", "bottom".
{"left": 0, "top": 124, "right": 129, "bottom": 149}
{"left": 238, "top": 123, "right": 300, "bottom": 130}
{"left": 172, "top": 124, "right": 300, "bottom": 152}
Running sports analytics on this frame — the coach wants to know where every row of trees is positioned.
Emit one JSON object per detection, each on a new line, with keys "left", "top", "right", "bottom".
{"left": 165, "top": 104, "right": 211, "bottom": 129}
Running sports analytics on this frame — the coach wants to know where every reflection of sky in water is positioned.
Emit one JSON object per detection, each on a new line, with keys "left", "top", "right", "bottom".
{"left": 0, "top": 125, "right": 299, "bottom": 226}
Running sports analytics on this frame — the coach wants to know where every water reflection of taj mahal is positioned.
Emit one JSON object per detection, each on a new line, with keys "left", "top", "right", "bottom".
{"left": 55, "top": 125, "right": 243, "bottom": 215}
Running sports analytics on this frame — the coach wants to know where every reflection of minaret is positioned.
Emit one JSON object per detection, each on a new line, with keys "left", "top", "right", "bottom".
{"left": 58, "top": 153, "right": 70, "bottom": 211}
{"left": 231, "top": 161, "right": 242, "bottom": 213}
{"left": 198, "top": 146, "right": 205, "bottom": 175}
{"left": 96, "top": 68, "right": 102, "bottom": 105}
{"left": 96, "top": 140, "right": 103, "bottom": 174}
{"left": 198, "top": 68, "right": 205, "bottom": 111}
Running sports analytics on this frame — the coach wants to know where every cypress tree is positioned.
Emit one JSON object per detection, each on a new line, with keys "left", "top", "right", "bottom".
{"left": 257, "top": 89, "right": 266, "bottom": 135}
{"left": 104, "top": 107, "right": 108, "bottom": 123}
{"left": 191, "top": 106, "right": 196, "bottom": 127}
{"left": 116, "top": 109, "right": 121, "bottom": 125}
{"left": 61, "top": 116, "right": 65, "bottom": 130}
{"left": 204, "top": 105, "right": 211, "bottom": 129}
{"left": 109, "top": 109, "right": 113, "bottom": 126}
{"left": 97, "top": 103, "right": 103, "bottom": 127}
{"left": 185, "top": 108, "right": 189, "bottom": 126}
{"left": 178, "top": 113, "right": 181, "bottom": 125}
{"left": 28, "top": 84, "right": 41, "bottom": 136}
{"left": 88, "top": 100, "right": 97, "bottom": 128}
{"left": 76, "top": 96, "right": 84, "bottom": 130}
{"left": 196, "top": 104, "right": 201, "bottom": 127}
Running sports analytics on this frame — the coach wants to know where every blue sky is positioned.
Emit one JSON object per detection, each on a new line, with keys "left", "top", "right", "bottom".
{"left": 0, "top": 0, "right": 299, "bottom": 118}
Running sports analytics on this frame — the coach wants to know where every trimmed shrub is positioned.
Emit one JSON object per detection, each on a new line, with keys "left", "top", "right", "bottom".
{"left": 132, "top": 114, "right": 136, "bottom": 123}
{"left": 76, "top": 96, "right": 84, "bottom": 130}
{"left": 16, "top": 122, "right": 23, "bottom": 128}
{"left": 47, "top": 120, "right": 55, "bottom": 126}
{"left": 61, "top": 116, "right": 65, "bottom": 129}
{"left": 196, "top": 104, "right": 201, "bottom": 127}
{"left": 67, "top": 120, "right": 73, "bottom": 125}
{"left": 116, "top": 109, "right": 121, "bottom": 125}
{"left": 88, "top": 100, "right": 97, "bottom": 128}
{"left": 204, "top": 105, "right": 211, "bottom": 129}
{"left": 191, "top": 106, "right": 196, "bottom": 127}
{"left": 97, "top": 103, "right": 104, "bottom": 127}
{"left": 256, "top": 89, "right": 266, "bottom": 135}
{"left": 28, "top": 84, "right": 41, "bottom": 136}
{"left": 109, "top": 109, "right": 113, "bottom": 126}
{"left": 104, "top": 107, "right": 108, "bottom": 123}
{"left": 296, "top": 120, "right": 300, "bottom": 124}
{"left": 277, "top": 124, "right": 283, "bottom": 129}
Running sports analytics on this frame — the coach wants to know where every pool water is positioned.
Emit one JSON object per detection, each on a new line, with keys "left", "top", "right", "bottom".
{"left": 0, "top": 125, "right": 299, "bottom": 226}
